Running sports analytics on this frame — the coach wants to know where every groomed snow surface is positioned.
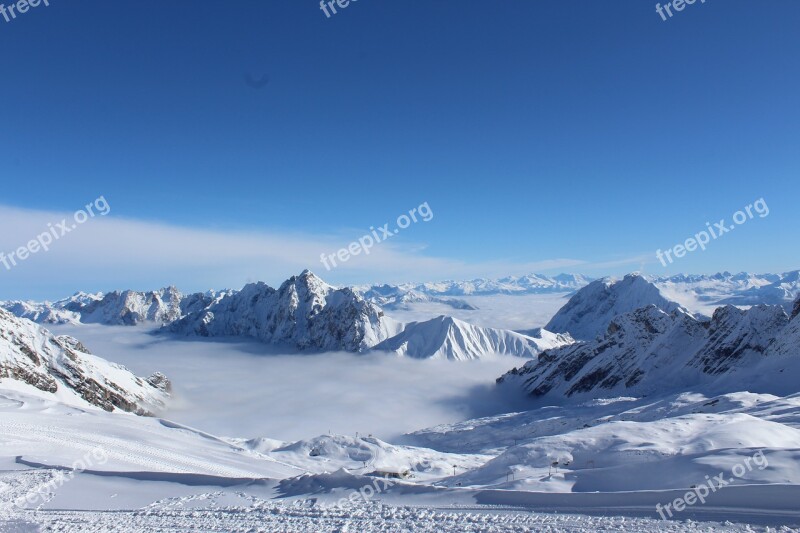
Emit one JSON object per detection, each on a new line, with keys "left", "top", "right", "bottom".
{"left": 3, "top": 501, "right": 791, "bottom": 532}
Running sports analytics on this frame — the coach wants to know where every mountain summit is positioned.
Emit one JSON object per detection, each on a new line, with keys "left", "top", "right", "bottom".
{"left": 545, "top": 274, "right": 688, "bottom": 341}
{"left": 499, "top": 297, "right": 800, "bottom": 401}
{"left": 167, "top": 270, "right": 401, "bottom": 352}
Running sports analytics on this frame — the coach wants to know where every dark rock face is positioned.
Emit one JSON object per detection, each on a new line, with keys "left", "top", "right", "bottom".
{"left": 691, "top": 305, "right": 788, "bottom": 375}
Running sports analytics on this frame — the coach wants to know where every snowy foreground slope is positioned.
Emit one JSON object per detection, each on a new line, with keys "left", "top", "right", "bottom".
{"left": 2, "top": 387, "right": 799, "bottom": 531}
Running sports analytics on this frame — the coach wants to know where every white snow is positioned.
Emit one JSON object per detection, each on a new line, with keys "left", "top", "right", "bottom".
{"left": 3, "top": 272, "right": 800, "bottom": 531}
{"left": 373, "top": 315, "right": 573, "bottom": 361}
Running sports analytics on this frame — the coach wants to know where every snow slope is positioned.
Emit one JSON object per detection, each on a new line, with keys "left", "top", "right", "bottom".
{"left": 406, "top": 390, "right": 800, "bottom": 493}
{"left": 372, "top": 316, "right": 573, "bottom": 361}
{"left": 2, "top": 387, "right": 798, "bottom": 531}
{"left": 0, "top": 389, "right": 304, "bottom": 481}
{"left": 0, "top": 309, "right": 170, "bottom": 415}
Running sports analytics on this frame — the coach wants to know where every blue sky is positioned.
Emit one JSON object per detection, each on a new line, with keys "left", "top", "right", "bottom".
{"left": 1, "top": 0, "right": 798, "bottom": 299}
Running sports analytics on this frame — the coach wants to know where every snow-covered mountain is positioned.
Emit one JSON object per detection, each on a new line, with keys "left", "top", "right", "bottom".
{"left": 167, "top": 270, "right": 402, "bottom": 352}
{"left": 390, "top": 273, "right": 593, "bottom": 297}
{"left": 653, "top": 270, "right": 800, "bottom": 314}
{"left": 499, "top": 296, "right": 800, "bottom": 401}
{"left": 716, "top": 270, "right": 800, "bottom": 307}
{"left": 371, "top": 316, "right": 573, "bottom": 361}
{"left": 362, "top": 270, "right": 799, "bottom": 314}
{"left": 545, "top": 274, "right": 688, "bottom": 341}
{"left": 1, "top": 292, "right": 103, "bottom": 325}
{"left": 357, "top": 285, "right": 477, "bottom": 311}
{"left": 1, "top": 288, "right": 233, "bottom": 327}
{"left": 0, "top": 309, "right": 170, "bottom": 415}
{"left": 79, "top": 287, "right": 185, "bottom": 325}
{"left": 767, "top": 297, "right": 800, "bottom": 358}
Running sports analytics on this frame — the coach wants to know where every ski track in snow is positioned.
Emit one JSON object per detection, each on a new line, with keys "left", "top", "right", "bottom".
{"left": 1, "top": 501, "right": 792, "bottom": 532}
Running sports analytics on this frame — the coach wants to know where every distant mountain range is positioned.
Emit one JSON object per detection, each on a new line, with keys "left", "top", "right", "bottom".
{"left": 0, "top": 271, "right": 573, "bottom": 360}
{"left": 2, "top": 269, "right": 798, "bottom": 362}
{"left": 356, "top": 285, "right": 478, "bottom": 312}
{"left": 356, "top": 270, "right": 800, "bottom": 315}
{"left": 654, "top": 270, "right": 800, "bottom": 313}
{"left": 1, "top": 288, "right": 232, "bottom": 326}
{"left": 363, "top": 273, "right": 594, "bottom": 297}
{"left": 166, "top": 271, "right": 570, "bottom": 360}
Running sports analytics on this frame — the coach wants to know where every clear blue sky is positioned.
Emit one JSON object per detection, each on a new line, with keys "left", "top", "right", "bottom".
{"left": 1, "top": 0, "right": 798, "bottom": 299}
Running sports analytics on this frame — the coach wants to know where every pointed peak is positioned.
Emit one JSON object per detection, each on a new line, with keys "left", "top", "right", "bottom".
{"left": 295, "top": 269, "right": 327, "bottom": 284}
{"left": 623, "top": 272, "right": 648, "bottom": 282}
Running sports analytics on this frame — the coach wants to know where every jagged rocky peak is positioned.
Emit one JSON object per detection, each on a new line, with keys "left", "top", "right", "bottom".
{"left": 0, "top": 309, "right": 170, "bottom": 415}
{"left": 500, "top": 305, "right": 706, "bottom": 399}
{"left": 499, "top": 300, "right": 799, "bottom": 401}
{"left": 545, "top": 273, "right": 687, "bottom": 341}
{"left": 765, "top": 296, "right": 800, "bottom": 360}
{"left": 80, "top": 286, "right": 186, "bottom": 325}
{"left": 167, "top": 271, "right": 400, "bottom": 352}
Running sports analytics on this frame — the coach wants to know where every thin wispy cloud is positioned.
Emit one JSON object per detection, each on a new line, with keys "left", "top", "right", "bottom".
{"left": 0, "top": 205, "right": 638, "bottom": 299}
